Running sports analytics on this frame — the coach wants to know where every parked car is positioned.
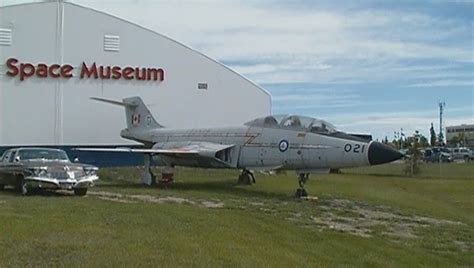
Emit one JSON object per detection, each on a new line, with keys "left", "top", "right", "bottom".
{"left": 423, "top": 147, "right": 453, "bottom": 163}
{"left": 449, "top": 147, "right": 473, "bottom": 161}
{"left": 0, "top": 148, "right": 99, "bottom": 196}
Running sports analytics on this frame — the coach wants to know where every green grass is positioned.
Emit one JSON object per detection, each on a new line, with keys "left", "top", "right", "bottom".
{"left": 0, "top": 163, "right": 473, "bottom": 267}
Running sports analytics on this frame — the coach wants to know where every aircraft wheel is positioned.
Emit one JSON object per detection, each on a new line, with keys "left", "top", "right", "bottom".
{"left": 245, "top": 173, "right": 253, "bottom": 185}
{"left": 295, "top": 188, "right": 308, "bottom": 198}
{"left": 237, "top": 171, "right": 253, "bottom": 185}
{"left": 240, "top": 174, "right": 250, "bottom": 185}
{"left": 74, "top": 188, "right": 88, "bottom": 196}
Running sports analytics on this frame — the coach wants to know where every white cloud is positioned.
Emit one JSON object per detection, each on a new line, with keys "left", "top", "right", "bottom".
{"left": 3, "top": 1, "right": 471, "bottom": 86}
{"left": 3, "top": 0, "right": 471, "bottom": 140}
{"left": 407, "top": 79, "right": 474, "bottom": 87}
{"left": 321, "top": 106, "right": 474, "bottom": 139}
{"left": 0, "top": 0, "right": 458, "bottom": 87}
{"left": 55, "top": 1, "right": 474, "bottom": 141}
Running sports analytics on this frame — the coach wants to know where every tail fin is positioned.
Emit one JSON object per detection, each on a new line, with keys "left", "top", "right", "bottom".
{"left": 91, "top": 96, "right": 163, "bottom": 130}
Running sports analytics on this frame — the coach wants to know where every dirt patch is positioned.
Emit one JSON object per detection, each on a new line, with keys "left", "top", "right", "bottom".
{"left": 89, "top": 191, "right": 124, "bottom": 198}
{"left": 97, "top": 196, "right": 138, "bottom": 204}
{"left": 89, "top": 191, "right": 222, "bottom": 208}
{"left": 128, "top": 195, "right": 196, "bottom": 205}
{"left": 88, "top": 191, "right": 463, "bottom": 240}
{"left": 313, "top": 199, "right": 463, "bottom": 238}
{"left": 453, "top": 240, "right": 471, "bottom": 253}
{"left": 200, "top": 201, "right": 224, "bottom": 208}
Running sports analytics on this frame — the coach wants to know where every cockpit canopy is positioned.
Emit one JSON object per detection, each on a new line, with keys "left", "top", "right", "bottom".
{"left": 244, "top": 115, "right": 339, "bottom": 134}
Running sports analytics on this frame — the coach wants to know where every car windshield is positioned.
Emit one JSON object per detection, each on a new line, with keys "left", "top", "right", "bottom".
{"left": 245, "top": 114, "right": 338, "bottom": 133}
{"left": 17, "top": 149, "right": 70, "bottom": 161}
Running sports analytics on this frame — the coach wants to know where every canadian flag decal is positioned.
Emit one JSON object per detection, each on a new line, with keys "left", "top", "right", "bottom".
{"left": 132, "top": 113, "right": 141, "bottom": 126}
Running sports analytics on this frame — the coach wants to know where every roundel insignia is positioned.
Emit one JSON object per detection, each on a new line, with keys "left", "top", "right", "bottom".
{"left": 279, "top": 140, "right": 289, "bottom": 152}
{"left": 146, "top": 115, "right": 153, "bottom": 127}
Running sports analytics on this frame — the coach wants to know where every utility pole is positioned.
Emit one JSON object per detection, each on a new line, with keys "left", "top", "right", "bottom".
{"left": 400, "top": 128, "right": 404, "bottom": 150}
{"left": 438, "top": 101, "right": 446, "bottom": 145}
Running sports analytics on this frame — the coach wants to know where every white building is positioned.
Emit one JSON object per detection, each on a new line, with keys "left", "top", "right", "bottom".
{"left": 0, "top": 1, "right": 271, "bottom": 158}
{"left": 446, "top": 124, "right": 474, "bottom": 148}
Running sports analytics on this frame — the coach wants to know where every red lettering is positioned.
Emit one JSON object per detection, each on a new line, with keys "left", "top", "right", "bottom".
{"left": 5, "top": 59, "right": 164, "bottom": 82}
{"left": 147, "top": 68, "right": 164, "bottom": 81}
{"left": 60, "top": 64, "right": 73, "bottom": 78}
{"left": 20, "top": 63, "right": 35, "bottom": 81}
{"left": 6, "top": 58, "right": 19, "bottom": 77}
{"left": 122, "top": 67, "right": 134, "bottom": 80}
{"left": 111, "top": 66, "right": 121, "bottom": 79}
{"left": 135, "top": 68, "right": 146, "bottom": 80}
{"left": 36, "top": 64, "right": 48, "bottom": 77}
{"left": 99, "top": 66, "right": 111, "bottom": 79}
{"left": 80, "top": 62, "right": 98, "bottom": 79}
{"left": 48, "top": 64, "right": 60, "bottom": 78}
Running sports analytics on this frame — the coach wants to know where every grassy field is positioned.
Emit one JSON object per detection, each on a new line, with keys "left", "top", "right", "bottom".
{"left": 0, "top": 162, "right": 473, "bottom": 267}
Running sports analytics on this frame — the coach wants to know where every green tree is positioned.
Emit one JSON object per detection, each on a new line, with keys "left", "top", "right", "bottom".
{"left": 419, "top": 135, "right": 429, "bottom": 148}
{"left": 438, "top": 132, "right": 444, "bottom": 146}
{"left": 390, "top": 139, "right": 398, "bottom": 149}
{"left": 430, "top": 123, "right": 436, "bottom": 146}
{"left": 402, "top": 138, "right": 411, "bottom": 149}
{"left": 404, "top": 131, "right": 422, "bottom": 176}
{"left": 458, "top": 131, "right": 466, "bottom": 146}
{"left": 449, "top": 136, "right": 460, "bottom": 146}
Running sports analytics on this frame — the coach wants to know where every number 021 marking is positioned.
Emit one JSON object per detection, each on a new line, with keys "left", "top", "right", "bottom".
{"left": 344, "top": 144, "right": 366, "bottom": 153}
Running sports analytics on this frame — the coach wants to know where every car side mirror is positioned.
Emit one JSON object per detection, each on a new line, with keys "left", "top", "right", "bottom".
{"left": 73, "top": 157, "right": 80, "bottom": 163}
{"left": 14, "top": 156, "right": 21, "bottom": 162}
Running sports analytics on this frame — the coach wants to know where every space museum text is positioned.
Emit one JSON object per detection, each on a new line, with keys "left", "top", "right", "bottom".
{"left": 5, "top": 58, "right": 165, "bottom": 82}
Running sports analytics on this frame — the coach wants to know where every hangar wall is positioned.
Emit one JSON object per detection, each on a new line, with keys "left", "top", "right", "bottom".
{"left": 0, "top": 2, "right": 271, "bottom": 150}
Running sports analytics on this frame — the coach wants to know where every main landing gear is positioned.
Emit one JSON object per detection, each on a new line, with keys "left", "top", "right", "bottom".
{"left": 295, "top": 173, "right": 309, "bottom": 198}
{"left": 141, "top": 154, "right": 156, "bottom": 186}
{"left": 237, "top": 169, "right": 255, "bottom": 185}
{"left": 141, "top": 155, "right": 175, "bottom": 186}
{"left": 159, "top": 165, "right": 175, "bottom": 186}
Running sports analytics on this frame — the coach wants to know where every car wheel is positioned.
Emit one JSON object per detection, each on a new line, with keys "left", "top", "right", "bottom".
{"left": 464, "top": 156, "right": 470, "bottom": 162}
{"left": 18, "top": 176, "right": 30, "bottom": 196}
{"left": 74, "top": 188, "right": 88, "bottom": 196}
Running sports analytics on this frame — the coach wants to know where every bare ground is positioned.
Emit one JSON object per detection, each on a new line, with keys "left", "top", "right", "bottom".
{"left": 312, "top": 199, "right": 463, "bottom": 239}
{"left": 88, "top": 191, "right": 223, "bottom": 208}
{"left": 88, "top": 190, "right": 466, "bottom": 245}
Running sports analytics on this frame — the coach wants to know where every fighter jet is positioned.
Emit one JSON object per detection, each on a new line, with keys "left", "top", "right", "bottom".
{"left": 79, "top": 96, "right": 403, "bottom": 197}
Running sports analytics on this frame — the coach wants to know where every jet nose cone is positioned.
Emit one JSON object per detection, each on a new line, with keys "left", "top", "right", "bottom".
{"left": 368, "top": 142, "right": 404, "bottom": 165}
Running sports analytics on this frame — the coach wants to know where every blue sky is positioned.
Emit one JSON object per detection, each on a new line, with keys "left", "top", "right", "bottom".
{"left": 3, "top": 0, "right": 473, "bottom": 140}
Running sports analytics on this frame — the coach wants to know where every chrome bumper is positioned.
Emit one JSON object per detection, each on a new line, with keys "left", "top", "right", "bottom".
{"left": 24, "top": 175, "right": 99, "bottom": 190}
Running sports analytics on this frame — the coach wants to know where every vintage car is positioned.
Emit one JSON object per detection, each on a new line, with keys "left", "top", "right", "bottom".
{"left": 0, "top": 148, "right": 99, "bottom": 196}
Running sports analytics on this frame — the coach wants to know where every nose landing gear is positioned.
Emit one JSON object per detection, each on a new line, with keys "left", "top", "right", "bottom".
{"left": 295, "top": 173, "right": 309, "bottom": 198}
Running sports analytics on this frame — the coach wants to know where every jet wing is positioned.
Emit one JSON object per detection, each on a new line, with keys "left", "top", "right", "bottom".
{"left": 74, "top": 142, "right": 235, "bottom": 168}
{"left": 74, "top": 147, "right": 200, "bottom": 154}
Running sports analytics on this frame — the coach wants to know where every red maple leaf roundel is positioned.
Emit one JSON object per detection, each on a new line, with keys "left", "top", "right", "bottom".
{"left": 132, "top": 113, "right": 141, "bottom": 126}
